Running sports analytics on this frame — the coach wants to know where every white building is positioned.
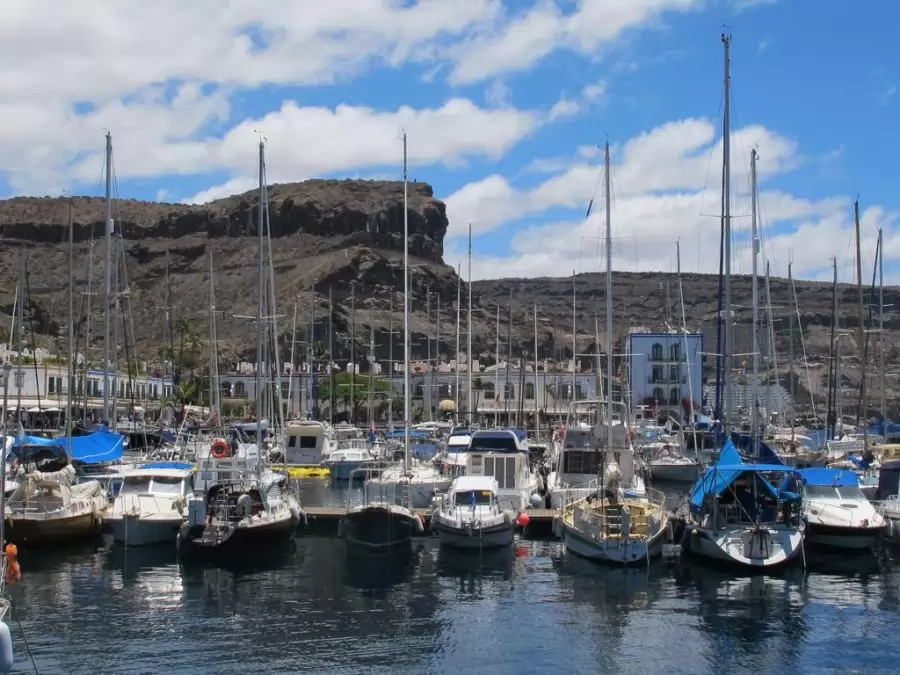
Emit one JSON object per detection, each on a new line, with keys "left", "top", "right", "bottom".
{"left": 627, "top": 330, "right": 703, "bottom": 417}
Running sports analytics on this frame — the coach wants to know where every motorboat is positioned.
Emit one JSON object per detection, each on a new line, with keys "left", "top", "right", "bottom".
{"left": 323, "top": 441, "right": 379, "bottom": 481}
{"left": 646, "top": 442, "right": 700, "bottom": 483}
{"left": 431, "top": 475, "right": 518, "bottom": 550}
{"left": 681, "top": 438, "right": 805, "bottom": 569}
{"left": 799, "top": 467, "right": 885, "bottom": 550}
{"left": 546, "top": 400, "right": 645, "bottom": 508}
{"left": 104, "top": 461, "right": 196, "bottom": 546}
{"left": 278, "top": 420, "right": 335, "bottom": 471}
{"left": 462, "top": 429, "right": 544, "bottom": 512}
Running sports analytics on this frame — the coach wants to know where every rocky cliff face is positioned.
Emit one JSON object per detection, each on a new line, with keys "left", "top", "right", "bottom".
{"left": 0, "top": 180, "right": 895, "bottom": 409}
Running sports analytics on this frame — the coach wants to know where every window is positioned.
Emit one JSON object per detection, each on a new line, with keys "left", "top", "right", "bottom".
{"left": 482, "top": 382, "right": 495, "bottom": 400}
{"left": 120, "top": 476, "right": 153, "bottom": 494}
{"left": 233, "top": 382, "right": 246, "bottom": 398}
{"left": 574, "top": 384, "right": 584, "bottom": 400}
{"left": 669, "top": 365, "right": 680, "bottom": 383}
{"left": 150, "top": 477, "right": 183, "bottom": 495}
{"left": 524, "top": 382, "right": 535, "bottom": 399}
{"left": 91, "top": 380, "right": 100, "bottom": 396}
{"left": 652, "top": 387, "right": 664, "bottom": 403}
{"left": 504, "top": 382, "right": 515, "bottom": 400}
{"left": 48, "top": 377, "right": 56, "bottom": 394}
{"left": 669, "top": 387, "right": 680, "bottom": 405}
{"left": 651, "top": 343, "right": 663, "bottom": 361}
{"left": 670, "top": 343, "right": 681, "bottom": 361}
{"left": 453, "top": 490, "right": 492, "bottom": 507}
{"left": 651, "top": 366, "right": 663, "bottom": 383}
{"left": 280, "top": 382, "right": 289, "bottom": 399}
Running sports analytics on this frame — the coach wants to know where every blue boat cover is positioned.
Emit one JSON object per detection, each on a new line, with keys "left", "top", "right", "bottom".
{"left": 799, "top": 467, "right": 859, "bottom": 487}
{"left": 385, "top": 429, "right": 431, "bottom": 440}
{"left": 12, "top": 429, "right": 125, "bottom": 465}
{"left": 690, "top": 438, "right": 798, "bottom": 513}
{"left": 730, "top": 432, "right": 785, "bottom": 465}
{"left": 139, "top": 461, "right": 195, "bottom": 471}
{"left": 503, "top": 428, "right": 528, "bottom": 442}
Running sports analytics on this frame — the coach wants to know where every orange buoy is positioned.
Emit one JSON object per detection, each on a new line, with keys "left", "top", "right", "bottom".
{"left": 516, "top": 513, "right": 530, "bottom": 528}
{"left": 4, "top": 544, "right": 20, "bottom": 586}
{"left": 210, "top": 439, "right": 230, "bottom": 459}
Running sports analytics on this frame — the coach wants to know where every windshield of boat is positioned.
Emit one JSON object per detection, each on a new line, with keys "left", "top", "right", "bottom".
{"left": 805, "top": 485, "right": 865, "bottom": 501}
{"left": 453, "top": 490, "right": 493, "bottom": 507}
{"left": 151, "top": 477, "right": 185, "bottom": 494}
{"left": 120, "top": 476, "right": 153, "bottom": 494}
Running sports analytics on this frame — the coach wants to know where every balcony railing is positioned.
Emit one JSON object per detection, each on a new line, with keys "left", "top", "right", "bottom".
{"left": 647, "top": 376, "right": 687, "bottom": 384}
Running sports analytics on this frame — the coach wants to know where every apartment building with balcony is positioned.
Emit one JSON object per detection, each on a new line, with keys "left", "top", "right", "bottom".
{"left": 627, "top": 330, "right": 703, "bottom": 417}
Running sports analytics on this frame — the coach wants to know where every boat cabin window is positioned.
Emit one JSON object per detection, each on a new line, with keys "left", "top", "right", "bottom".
{"left": 299, "top": 436, "right": 318, "bottom": 449}
{"left": 151, "top": 477, "right": 184, "bottom": 495}
{"left": 470, "top": 436, "right": 517, "bottom": 453}
{"left": 805, "top": 484, "right": 865, "bottom": 501}
{"left": 453, "top": 490, "right": 493, "bottom": 507}
{"left": 562, "top": 450, "right": 602, "bottom": 475}
{"left": 120, "top": 476, "right": 153, "bottom": 494}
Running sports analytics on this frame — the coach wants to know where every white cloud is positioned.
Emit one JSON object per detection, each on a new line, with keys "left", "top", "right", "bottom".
{"left": 447, "top": 0, "right": 702, "bottom": 84}
{"left": 446, "top": 117, "right": 800, "bottom": 236}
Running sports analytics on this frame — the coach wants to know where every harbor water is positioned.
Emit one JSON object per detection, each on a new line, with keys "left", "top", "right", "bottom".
{"left": 7, "top": 481, "right": 900, "bottom": 674}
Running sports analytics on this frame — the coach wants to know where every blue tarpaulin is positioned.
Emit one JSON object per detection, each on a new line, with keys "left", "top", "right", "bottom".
{"left": 799, "top": 467, "right": 859, "bottom": 487}
{"left": 139, "top": 461, "right": 194, "bottom": 471}
{"left": 689, "top": 438, "right": 798, "bottom": 514}
{"left": 12, "top": 428, "right": 125, "bottom": 465}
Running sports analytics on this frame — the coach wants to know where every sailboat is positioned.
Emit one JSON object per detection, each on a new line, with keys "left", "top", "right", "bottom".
{"left": 341, "top": 131, "right": 425, "bottom": 553}
{"left": 555, "top": 142, "right": 668, "bottom": 565}
{"left": 680, "top": 36, "right": 806, "bottom": 569}
{"left": 177, "top": 141, "right": 303, "bottom": 555}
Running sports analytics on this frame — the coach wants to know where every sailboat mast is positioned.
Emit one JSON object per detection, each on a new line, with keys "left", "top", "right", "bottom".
{"left": 571, "top": 270, "right": 576, "bottom": 405}
{"left": 879, "top": 228, "right": 886, "bottom": 429}
{"left": 350, "top": 283, "right": 356, "bottom": 425}
{"left": 677, "top": 240, "right": 699, "bottom": 449}
{"left": 402, "top": 131, "right": 411, "bottom": 472}
{"left": 455, "top": 264, "right": 461, "bottom": 419}
{"left": 494, "top": 303, "right": 500, "bottom": 427}
{"left": 467, "top": 224, "right": 473, "bottom": 423}
{"left": 328, "top": 286, "right": 335, "bottom": 424}
{"left": 604, "top": 142, "right": 613, "bottom": 451}
{"left": 388, "top": 286, "right": 393, "bottom": 427}
{"left": 750, "top": 148, "right": 760, "bottom": 453}
{"left": 533, "top": 304, "right": 539, "bottom": 439}
{"left": 102, "top": 132, "right": 113, "bottom": 424}
{"left": 208, "top": 250, "right": 220, "bottom": 417}
{"left": 287, "top": 301, "right": 297, "bottom": 416}
{"left": 255, "top": 140, "right": 265, "bottom": 423}
{"left": 854, "top": 200, "right": 868, "bottom": 451}
{"left": 721, "top": 33, "right": 733, "bottom": 436}
{"left": 67, "top": 200, "right": 75, "bottom": 441}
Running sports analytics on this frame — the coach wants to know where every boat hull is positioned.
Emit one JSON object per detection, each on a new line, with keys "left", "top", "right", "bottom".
{"left": 805, "top": 522, "right": 885, "bottom": 550}
{"left": 107, "top": 515, "right": 184, "bottom": 547}
{"left": 5, "top": 512, "right": 101, "bottom": 545}
{"left": 178, "top": 514, "right": 296, "bottom": 556}
{"left": 559, "top": 518, "right": 665, "bottom": 565}
{"left": 325, "top": 460, "right": 371, "bottom": 481}
{"left": 433, "top": 519, "right": 515, "bottom": 549}
{"left": 341, "top": 506, "right": 419, "bottom": 553}
{"left": 681, "top": 524, "right": 804, "bottom": 569}
{"left": 648, "top": 462, "right": 699, "bottom": 483}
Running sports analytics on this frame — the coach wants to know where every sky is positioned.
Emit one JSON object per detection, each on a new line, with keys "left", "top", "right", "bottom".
{"left": 1, "top": 0, "right": 898, "bottom": 284}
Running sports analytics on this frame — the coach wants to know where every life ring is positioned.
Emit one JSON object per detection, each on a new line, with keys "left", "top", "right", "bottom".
{"left": 555, "top": 425, "right": 566, "bottom": 442}
{"left": 210, "top": 439, "right": 231, "bottom": 459}
{"left": 4, "top": 544, "right": 20, "bottom": 586}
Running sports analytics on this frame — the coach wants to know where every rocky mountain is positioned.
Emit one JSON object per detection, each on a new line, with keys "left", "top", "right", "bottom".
{"left": 0, "top": 179, "right": 896, "bottom": 409}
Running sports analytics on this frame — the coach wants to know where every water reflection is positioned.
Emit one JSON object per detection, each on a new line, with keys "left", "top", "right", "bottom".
{"left": 343, "top": 544, "right": 417, "bottom": 591}
{"left": 436, "top": 543, "right": 515, "bottom": 581}
{"left": 675, "top": 561, "right": 807, "bottom": 673}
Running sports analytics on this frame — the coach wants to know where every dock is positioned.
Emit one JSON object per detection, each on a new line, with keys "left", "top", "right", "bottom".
{"left": 299, "top": 506, "right": 559, "bottom": 537}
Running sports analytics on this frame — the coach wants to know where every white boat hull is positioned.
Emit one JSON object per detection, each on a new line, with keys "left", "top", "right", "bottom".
{"left": 558, "top": 517, "right": 665, "bottom": 564}
{"left": 325, "top": 460, "right": 371, "bottom": 481}
{"left": 433, "top": 519, "right": 515, "bottom": 549}
{"left": 682, "top": 524, "right": 804, "bottom": 568}
{"left": 107, "top": 515, "right": 184, "bottom": 547}
{"left": 805, "top": 522, "right": 884, "bottom": 550}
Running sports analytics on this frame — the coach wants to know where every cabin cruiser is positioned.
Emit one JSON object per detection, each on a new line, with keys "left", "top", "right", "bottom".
{"left": 104, "top": 462, "right": 196, "bottom": 546}
{"left": 547, "top": 400, "right": 645, "bottom": 508}
{"left": 800, "top": 467, "right": 885, "bottom": 550}
{"left": 323, "top": 440, "right": 380, "bottom": 481}
{"left": 278, "top": 420, "right": 335, "bottom": 468}
{"left": 462, "top": 429, "right": 543, "bottom": 512}
{"left": 364, "top": 459, "right": 450, "bottom": 510}
{"left": 646, "top": 442, "right": 700, "bottom": 483}
{"left": 438, "top": 427, "right": 473, "bottom": 478}
{"left": 431, "top": 475, "right": 518, "bottom": 549}
{"left": 681, "top": 439, "right": 805, "bottom": 569}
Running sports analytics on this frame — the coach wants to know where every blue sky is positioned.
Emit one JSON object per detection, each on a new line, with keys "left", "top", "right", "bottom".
{"left": 1, "top": 0, "right": 897, "bottom": 282}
